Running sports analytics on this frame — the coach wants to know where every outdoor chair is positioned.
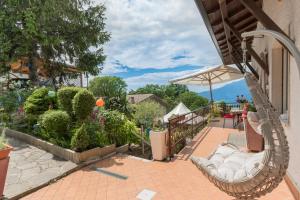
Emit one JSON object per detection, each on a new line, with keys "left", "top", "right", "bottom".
{"left": 190, "top": 73, "right": 289, "bottom": 199}
{"left": 244, "top": 112, "right": 264, "bottom": 152}
{"left": 223, "top": 114, "right": 234, "bottom": 128}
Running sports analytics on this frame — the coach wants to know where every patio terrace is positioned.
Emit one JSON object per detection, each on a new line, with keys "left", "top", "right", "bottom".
{"left": 21, "top": 122, "right": 294, "bottom": 200}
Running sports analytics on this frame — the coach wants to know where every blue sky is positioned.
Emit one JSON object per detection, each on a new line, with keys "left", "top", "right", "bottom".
{"left": 95, "top": 0, "right": 222, "bottom": 92}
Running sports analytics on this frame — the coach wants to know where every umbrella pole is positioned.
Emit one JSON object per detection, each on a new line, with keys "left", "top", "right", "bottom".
{"left": 208, "top": 78, "right": 214, "bottom": 117}
{"left": 209, "top": 80, "right": 213, "bottom": 103}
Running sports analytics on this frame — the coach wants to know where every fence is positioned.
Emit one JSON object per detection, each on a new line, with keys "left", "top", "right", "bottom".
{"left": 167, "top": 106, "right": 210, "bottom": 157}
{"left": 167, "top": 102, "right": 246, "bottom": 157}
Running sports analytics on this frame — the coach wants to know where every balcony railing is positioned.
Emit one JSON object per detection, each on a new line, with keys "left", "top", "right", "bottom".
{"left": 167, "top": 106, "right": 210, "bottom": 157}
{"left": 167, "top": 102, "right": 246, "bottom": 157}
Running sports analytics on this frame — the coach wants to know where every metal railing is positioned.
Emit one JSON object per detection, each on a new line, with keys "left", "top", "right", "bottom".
{"left": 166, "top": 102, "right": 246, "bottom": 157}
{"left": 167, "top": 106, "right": 210, "bottom": 157}
{"left": 214, "top": 102, "right": 242, "bottom": 114}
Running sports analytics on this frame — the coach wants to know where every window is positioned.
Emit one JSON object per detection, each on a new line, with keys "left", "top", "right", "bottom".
{"left": 282, "top": 48, "right": 290, "bottom": 114}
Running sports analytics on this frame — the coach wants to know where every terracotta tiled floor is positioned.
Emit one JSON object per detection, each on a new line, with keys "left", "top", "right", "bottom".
{"left": 22, "top": 127, "right": 294, "bottom": 200}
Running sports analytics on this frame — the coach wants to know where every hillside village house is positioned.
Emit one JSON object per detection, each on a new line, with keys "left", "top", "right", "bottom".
{"left": 196, "top": 0, "right": 300, "bottom": 198}
{"left": 0, "top": 58, "right": 84, "bottom": 90}
{"left": 127, "top": 94, "right": 168, "bottom": 114}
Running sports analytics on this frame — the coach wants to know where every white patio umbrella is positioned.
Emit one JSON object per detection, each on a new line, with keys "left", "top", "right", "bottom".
{"left": 170, "top": 65, "right": 243, "bottom": 102}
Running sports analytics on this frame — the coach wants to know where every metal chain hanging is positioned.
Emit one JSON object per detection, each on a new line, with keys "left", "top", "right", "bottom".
{"left": 241, "top": 38, "right": 248, "bottom": 73}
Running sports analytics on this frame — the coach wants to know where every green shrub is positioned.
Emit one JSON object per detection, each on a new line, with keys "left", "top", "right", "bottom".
{"left": 40, "top": 110, "right": 70, "bottom": 134}
{"left": 73, "top": 89, "right": 95, "bottom": 121}
{"left": 0, "top": 112, "right": 10, "bottom": 126}
{"left": 121, "top": 119, "right": 139, "bottom": 145}
{"left": 98, "top": 109, "right": 139, "bottom": 146}
{"left": 24, "top": 88, "right": 56, "bottom": 115}
{"left": 85, "top": 122, "right": 109, "bottom": 148}
{"left": 0, "top": 91, "right": 19, "bottom": 114}
{"left": 71, "top": 123, "right": 89, "bottom": 152}
{"left": 57, "top": 87, "right": 82, "bottom": 115}
{"left": 178, "top": 91, "right": 208, "bottom": 111}
{"left": 133, "top": 101, "right": 164, "bottom": 128}
{"left": 25, "top": 114, "right": 39, "bottom": 131}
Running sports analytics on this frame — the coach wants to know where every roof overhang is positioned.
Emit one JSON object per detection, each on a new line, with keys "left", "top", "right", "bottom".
{"left": 194, "top": 0, "right": 262, "bottom": 65}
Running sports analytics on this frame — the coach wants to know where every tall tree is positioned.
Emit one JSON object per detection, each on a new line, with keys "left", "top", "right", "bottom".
{"left": 89, "top": 76, "right": 129, "bottom": 114}
{"left": 178, "top": 91, "right": 208, "bottom": 111}
{"left": 0, "top": 0, "right": 110, "bottom": 84}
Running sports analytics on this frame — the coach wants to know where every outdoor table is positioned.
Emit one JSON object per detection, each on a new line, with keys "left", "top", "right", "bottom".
{"left": 230, "top": 108, "right": 243, "bottom": 127}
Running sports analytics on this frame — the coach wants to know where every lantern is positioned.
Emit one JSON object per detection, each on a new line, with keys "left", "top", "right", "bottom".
{"left": 96, "top": 98, "right": 105, "bottom": 107}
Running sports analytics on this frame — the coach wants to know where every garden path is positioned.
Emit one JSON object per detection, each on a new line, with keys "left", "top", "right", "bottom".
{"left": 3, "top": 137, "right": 77, "bottom": 199}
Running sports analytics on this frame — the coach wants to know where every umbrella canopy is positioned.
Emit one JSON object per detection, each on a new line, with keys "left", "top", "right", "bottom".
{"left": 163, "top": 102, "right": 191, "bottom": 123}
{"left": 170, "top": 65, "right": 243, "bottom": 102}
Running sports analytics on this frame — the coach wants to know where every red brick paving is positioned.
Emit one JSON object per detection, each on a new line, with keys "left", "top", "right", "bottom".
{"left": 22, "top": 127, "right": 294, "bottom": 200}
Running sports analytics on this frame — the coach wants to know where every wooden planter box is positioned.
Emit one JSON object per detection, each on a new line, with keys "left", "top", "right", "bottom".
{"left": 4, "top": 128, "right": 116, "bottom": 164}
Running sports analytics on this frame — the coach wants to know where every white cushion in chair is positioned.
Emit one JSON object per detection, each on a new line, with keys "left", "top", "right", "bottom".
{"left": 191, "top": 144, "right": 264, "bottom": 182}
{"left": 245, "top": 151, "right": 264, "bottom": 175}
{"left": 214, "top": 145, "right": 238, "bottom": 157}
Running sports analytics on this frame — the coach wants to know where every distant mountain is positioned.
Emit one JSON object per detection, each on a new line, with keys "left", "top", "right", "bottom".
{"left": 199, "top": 79, "right": 252, "bottom": 103}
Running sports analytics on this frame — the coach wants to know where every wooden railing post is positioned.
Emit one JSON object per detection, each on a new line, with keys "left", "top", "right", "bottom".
{"left": 168, "top": 122, "right": 172, "bottom": 158}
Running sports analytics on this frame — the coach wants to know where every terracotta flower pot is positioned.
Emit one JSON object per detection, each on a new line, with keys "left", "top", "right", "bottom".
{"left": 0, "top": 144, "right": 13, "bottom": 199}
{"left": 0, "top": 144, "right": 13, "bottom": 160}
{"left": 150, "top": 130, "right": 168, "bottom": 161}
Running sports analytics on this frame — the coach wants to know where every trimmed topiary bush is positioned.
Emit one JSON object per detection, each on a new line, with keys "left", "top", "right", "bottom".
{"left": 57, "top": 87, "right": 82, "bottom": 115}
{"left": 40, "top": 110, "right": 70, "bottom": 134}
{"left": 72, "top": 89, "right": 95, "bottom": 121}
{"left": 85, "top": 122, "right": 109, "bottom": 148}
{"left": 98, "top": 109, "right": 139, "bottom": 146}
{"left": 24, "top": 88, "right": 56, "bottom": 115}
{"left": 71, "top": 123, "right": 89, "bottom": 152}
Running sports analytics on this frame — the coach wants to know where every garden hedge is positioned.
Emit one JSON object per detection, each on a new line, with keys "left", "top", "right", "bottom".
{"left": 71, "top": 123, "right": 89, "bottom": 152}
{"left": 41, "top": 110, "right": 70, "bottom": 134}
{"left": 72, "top": 89, "right": 95, "bottom": 121}
{"left": 57, "top": 87, "right": 82, "bottom": 115}
{"left": 24, "top": 88, "right": 56, "bottom": 114}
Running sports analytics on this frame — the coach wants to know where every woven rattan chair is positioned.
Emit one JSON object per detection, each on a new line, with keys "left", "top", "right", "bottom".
{"left": 191, "top": 73, "right": 289, "bottom": 199}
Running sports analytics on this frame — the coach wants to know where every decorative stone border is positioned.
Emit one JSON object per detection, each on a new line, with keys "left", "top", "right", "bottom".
{"left": 116, "top": 144, "right": 129, "bottom": 153}
{"left": 3, "top": 128, "right": 116, "bottom": 164}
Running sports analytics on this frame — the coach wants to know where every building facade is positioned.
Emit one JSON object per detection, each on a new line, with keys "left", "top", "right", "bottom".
{"left": 251, "top": 0, "right": 300, "bottom": 197}
{"left": 195, "top": 0, "right": 300, "bottom": 198}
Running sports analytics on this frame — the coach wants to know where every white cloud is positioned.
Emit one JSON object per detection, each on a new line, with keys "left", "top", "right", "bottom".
{"left": 95, "top": 0, "right": 221, "bottom": 71}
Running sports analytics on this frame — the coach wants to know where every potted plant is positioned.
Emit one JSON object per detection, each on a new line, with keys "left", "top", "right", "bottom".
{"left": 149, "top": 120, "right": 168, "bottom": 161}
{"left": 0, "top": 129, "right": 13, "bottom": 199}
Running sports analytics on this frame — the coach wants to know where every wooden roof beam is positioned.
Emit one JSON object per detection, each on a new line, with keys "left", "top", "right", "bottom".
{"left": 218, "top": 39, "right": 228, "bottom": 47}
{"left": 239, "top": 0, "right": 288, "bottom": 37}
{"left": 194, "top": 0, "right": 225, "bottom": 63}
{"left": 211, "top": 18, "right": 223, "bottom": 27}
{"left": 216, "top": 34, "right": 226, "bottom": 41}
{"left": 213, "top": 9, "right": 255, "bottom": 35}
{"left": 219, "top": 0, "right": 232, "bottom": 62}
{"left": 207, "top": 0, "right": 235, "bottom": 14}
{"left": 225, "top": 19, "right": 269, "bottom": 75}
{"left": 231, "top": 54, "right": 245, "bottom": 74}
{"left": 239, "top": 23, "right": 257, "bottom": 33}
{"left": 235, "top": 16, "right": 257, "bottom": 30}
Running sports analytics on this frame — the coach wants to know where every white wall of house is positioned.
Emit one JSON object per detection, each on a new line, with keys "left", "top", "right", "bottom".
{"left": 252, "top": 0, "right": 300, "bottom": 191}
